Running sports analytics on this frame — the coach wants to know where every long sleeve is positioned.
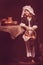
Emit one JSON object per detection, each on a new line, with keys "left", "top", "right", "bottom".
{"left": 21, "top": 17, "right": 29, "bottom": 26}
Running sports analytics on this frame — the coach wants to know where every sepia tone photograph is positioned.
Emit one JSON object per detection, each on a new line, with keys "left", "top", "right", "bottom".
{"left": 0, "top": 0, "right": 43, "bottom": 65}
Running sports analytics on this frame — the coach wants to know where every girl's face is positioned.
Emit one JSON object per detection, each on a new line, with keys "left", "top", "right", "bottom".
{"left": 24, "top": 9, "right": 33, "bottom": 18}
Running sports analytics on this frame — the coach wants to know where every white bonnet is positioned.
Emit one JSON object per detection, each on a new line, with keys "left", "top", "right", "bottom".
{"left": 21, "top": 5, "right": 35, "bottom": 17}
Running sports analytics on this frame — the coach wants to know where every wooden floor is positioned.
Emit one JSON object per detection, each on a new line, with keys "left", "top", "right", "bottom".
{"left": 0, "top": 60, "right": 43, "bottom": 65}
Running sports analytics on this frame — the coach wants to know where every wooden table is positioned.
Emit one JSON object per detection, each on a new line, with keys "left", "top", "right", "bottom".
{"left": 0, "top": 25, "right": 24, "bottom": 39}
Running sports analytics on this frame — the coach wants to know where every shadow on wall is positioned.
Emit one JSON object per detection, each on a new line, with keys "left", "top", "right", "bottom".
{"left": 0, "top": 30, "right": 26, "bottom": 62}
{"left": 0, "top": 31, "right": 16, "bottom": 61}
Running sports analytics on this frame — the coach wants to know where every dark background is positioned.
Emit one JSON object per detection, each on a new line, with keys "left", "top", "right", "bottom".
{"left": 0, "top": 0, "right": 43, "bottom": 64}
{"left": 0, "top": 0, "right": 43, "bottom": 42}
